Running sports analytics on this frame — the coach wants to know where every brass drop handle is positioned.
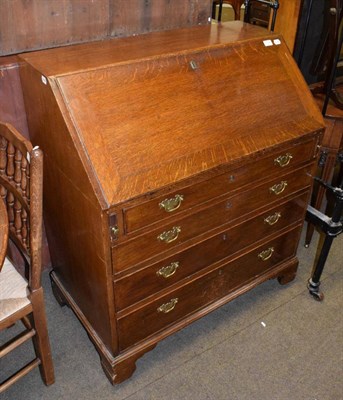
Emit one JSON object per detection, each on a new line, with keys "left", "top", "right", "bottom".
{"left": 157, "top": 298, "right": 178, "bottom": 313}
{"left": 157, "top": 226, "right": 181, "bottom": 243}
{"left": 258, "top": 247, "right": 274, "bottom": 261}
{"left": 274, "top": 153, "right": 293, "bottom": 167}
{"left": 110, "top": 225, "right": 119, "bottom": 240}
{"left": 269, "top": 181, "right": 288, "bottom": 195}
{"left": 159, "top": 194, "right": 184, "bottom": 212}
{"left": 264, "top": 212, "right": 281, "bottom": 226}
{"left": 156, "top": 262, "right": 180, "bottom": 278}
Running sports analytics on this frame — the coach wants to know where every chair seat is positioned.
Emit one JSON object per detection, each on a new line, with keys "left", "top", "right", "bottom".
{"left": 0, "top": 258, "right": 30, "bottom": 322}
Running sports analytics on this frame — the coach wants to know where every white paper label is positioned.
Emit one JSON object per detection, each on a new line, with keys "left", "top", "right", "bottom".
{"left": 263, "top": 40, "right": 273, "bottom": 47}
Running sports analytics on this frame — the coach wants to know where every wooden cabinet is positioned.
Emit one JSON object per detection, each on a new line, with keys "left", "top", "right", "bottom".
{"left": 249, "top": 1, "right": 271, "bottom": 27}
{"left": 19, "top": 21, "right": 325, "bottom": 384}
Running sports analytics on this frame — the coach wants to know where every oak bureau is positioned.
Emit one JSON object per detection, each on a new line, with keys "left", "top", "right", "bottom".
{"left": 19, "top": 21, "right": 325, "bottom": 384}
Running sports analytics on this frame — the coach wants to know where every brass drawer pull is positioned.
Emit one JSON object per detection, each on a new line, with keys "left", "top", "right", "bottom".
{"left": 157, "top": 298, "right": 178, "bottom": 313}
{"left": 258, "top": 247, "right": 274, "bottom": 261}
{"left": 157, "top": 226, "right": 181, "bottom": 243}
{"left": 156, "top": 261, "right": 180, "bottom": 278}
{"left": 110, "top": 225, "right": 119, "bottom": 240}
{"left": 159, "top": 194, "right": 184, "bottom": 212}
{"left": 269, "top": 181, "right": 287, "bottom": 195}
{"left": 274, "top": 153, "right": 293, "bottom": 167}
{"left": 264, "top": 212, "right": 281, "bottom": 226}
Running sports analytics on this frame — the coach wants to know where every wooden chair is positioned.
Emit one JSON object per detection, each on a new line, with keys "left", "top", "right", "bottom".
{"left": 212, "top": 1, "right": 278, "bottom": 31}
{"left": 212, "top": 0, "right": 245, "bottom": 21}
{"left": 0, "top": 122, "right": 54, "bottom": 393}
{"left": 243, "top": 0, "right": 280, "bottom": 31}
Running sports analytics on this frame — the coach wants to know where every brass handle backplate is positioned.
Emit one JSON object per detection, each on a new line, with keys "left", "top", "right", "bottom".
{"left": 258, "top": 247, "right": 274, "bottom": 261}
{"left": 274, "top": 153, "right": 293, "bottom": 167}
{"left": 110, "top": 226, "right": 119, "bottom": 241}
{"left": 157, "top": 226, "right": 181, "bottom": 243}
{"left": 157, "top": 298, "right": 178, "bottom": 313}
{"left": 159, "top": 194, "right": 184, "bottom": 212}
{"left": 264, "top": 212, "right": 281, "bottom": 226}
{"left": 269, "top": 181, "right": 288, "bottom": 195}
{"left": 156, "top": 262, "right": 180, "bottom": 278}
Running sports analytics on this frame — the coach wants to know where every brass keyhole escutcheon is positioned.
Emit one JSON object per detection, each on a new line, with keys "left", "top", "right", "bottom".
{"left": 190, "top": 60, "right": 198, "bottom": 70}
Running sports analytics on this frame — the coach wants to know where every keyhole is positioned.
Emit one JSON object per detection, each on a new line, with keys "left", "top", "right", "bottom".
{"left": 190, "top": 60, "right": 198, "bottom": 70}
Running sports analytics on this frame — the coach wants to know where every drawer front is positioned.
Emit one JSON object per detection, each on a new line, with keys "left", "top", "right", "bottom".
{"left": 114, "top": 192, "right": 309, "bottom": 310}
{"left": 251, "top": 2, "right": 270, "bottom": 22}
{"left": 123, "top": 138, "right": 317, "bottom": 233}
{"left": 113, "top": 165, "right": 312, "bottom": 272}
{"left": 117, "top": 227, "right": 301, "bottom": 350}
{"left": 251, "top": 8, "right": 269, "bottom": 20}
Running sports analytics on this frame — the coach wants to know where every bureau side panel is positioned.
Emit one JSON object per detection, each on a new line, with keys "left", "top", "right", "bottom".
{"left": 20, "top": 63, "right": 118, "bottom": 354}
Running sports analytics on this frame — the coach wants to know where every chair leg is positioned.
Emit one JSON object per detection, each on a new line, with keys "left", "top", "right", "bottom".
{"left": 30, "top": 289, "right": 55, "bottom": 386}
{"left": 218, "top": 0, "right": 223, "bottom": 21}
{"left": 233, "top": 4, "right": 241, "bottom": 20}
{"left": 212, "top": 1, "right": 217, "bottom": 19}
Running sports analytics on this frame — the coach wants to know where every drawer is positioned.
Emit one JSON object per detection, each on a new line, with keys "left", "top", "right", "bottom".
{"left": 250, "top": 2, "right": 270, "bottom": 22}
{"left": 251, "top": 8, "right": 269, "bottom": 21}
{"left": 252, "top": 2, "right": 269, "bottom": 10}
{"left": 123, "top": 138, "right": 317, "bottom": 233}
{"left": 114, "top": 192, "right": 309, "bottom": 310}
{"left": 117, "top": 227, "right": 301, "bottom": 350}
{"left": 113, "top": 165, "right": 312, "bottom": 272}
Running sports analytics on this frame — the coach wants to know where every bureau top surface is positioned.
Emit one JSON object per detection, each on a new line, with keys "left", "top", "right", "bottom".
{"left": 20, "top": 22, "right": 325, "bottom": 207}
{"left": 20, "top": 21, "right": 273, "bottom": 76}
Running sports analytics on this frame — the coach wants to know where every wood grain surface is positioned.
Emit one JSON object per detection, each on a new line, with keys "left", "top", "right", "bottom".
{"left": 0, "top": 0, "right": 211, "bottom": 56}
{"left": 0, "top": 57, "right": 29, "bottom": 138}
{"left": 0, "top": 199, "right": 8, "bottom": 271}
{"left": 19, "top": 21, "right": 325, "bottom": 384}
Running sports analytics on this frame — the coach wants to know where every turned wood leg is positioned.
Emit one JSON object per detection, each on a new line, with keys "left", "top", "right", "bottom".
{"left": 30, "top": 289, "right": 55, "bottom": 385}
{"left": 233, "top": 4, "right": 241, "bottom": 20}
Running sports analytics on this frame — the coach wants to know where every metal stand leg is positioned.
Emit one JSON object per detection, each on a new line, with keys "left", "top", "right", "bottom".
{"left": 297, "top": 0, "right": 315, "bottom": 68}
{"left": 307, "top": 234, "right": 334, "bottom": 301}
{"left": 306, "top": 171, "right": 343, "bottom": 300}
